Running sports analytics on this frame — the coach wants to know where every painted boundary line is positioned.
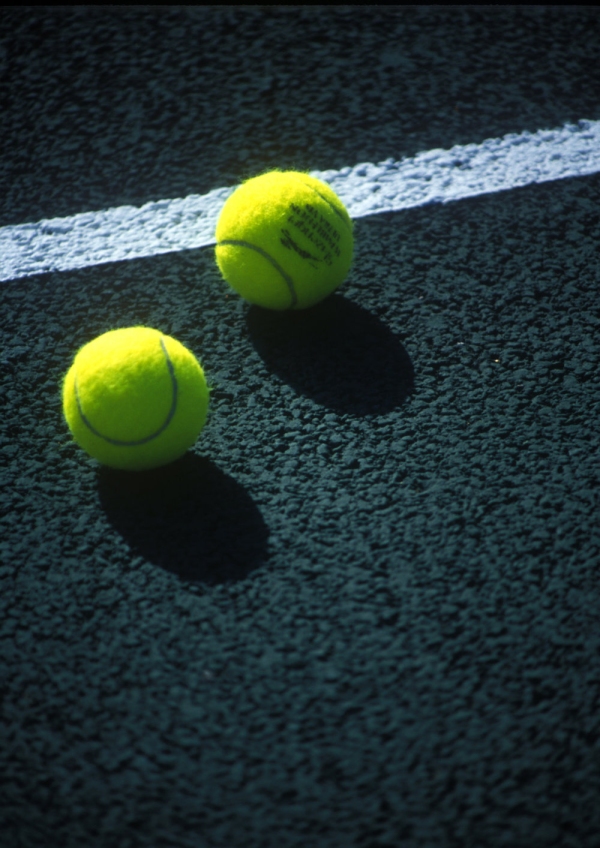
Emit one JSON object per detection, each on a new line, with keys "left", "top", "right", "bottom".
{"left": 1, "top": 120, "right": 599, "bottom": 282}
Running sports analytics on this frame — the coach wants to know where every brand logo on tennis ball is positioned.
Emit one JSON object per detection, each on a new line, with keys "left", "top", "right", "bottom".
{"left": 285, "top": 202, "right": 343, "bottom": 267}
{"left": 279, "top": 227, "right": 321, "bottom": 268}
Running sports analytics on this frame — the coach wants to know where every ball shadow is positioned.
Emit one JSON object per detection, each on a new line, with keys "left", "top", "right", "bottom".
{"left": 246, "top": 295, "right": 414, "bottom": 415}
{"left": 98, "top": 454, "right": 269, "bottom": 585}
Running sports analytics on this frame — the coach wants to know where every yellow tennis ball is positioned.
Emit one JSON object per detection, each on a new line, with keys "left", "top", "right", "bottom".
{"left": 215, "top": 170, "right": 354, "bottom": 310}
{"left": 62, "top": 327, "right": 209, "bottom": 471}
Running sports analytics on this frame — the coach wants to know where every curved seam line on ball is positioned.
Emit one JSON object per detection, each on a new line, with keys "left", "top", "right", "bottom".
{"left": 292, "top": 177, "right": 352, "bottom": 233}
{"left": 74, "top": 337, "right": 179, "bottom": 446}
{"left": 217, "top": 239, "right": 297, "bottom": 308}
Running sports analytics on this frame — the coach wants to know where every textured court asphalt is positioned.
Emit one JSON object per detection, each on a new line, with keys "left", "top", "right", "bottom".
{"left": 1, "top": 8, "right": 600, "bottom": 848}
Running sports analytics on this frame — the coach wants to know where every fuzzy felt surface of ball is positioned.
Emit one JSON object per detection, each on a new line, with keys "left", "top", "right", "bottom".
{"left": 62, "top": 327, "right": 209, "bottom": 471}
{"left": 215, "top": 171, "right": 354, "bottom": 310}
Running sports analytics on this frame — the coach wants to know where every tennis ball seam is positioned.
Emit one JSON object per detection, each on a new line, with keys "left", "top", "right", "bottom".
{"left": 218, "top": 239, "right": 298, "bottom": 308}
{"left": 75, "top": 336, "right": 179, "bottom": 446}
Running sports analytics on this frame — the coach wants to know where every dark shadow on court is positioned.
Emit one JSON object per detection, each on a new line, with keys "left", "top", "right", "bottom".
{"left": 98, "top": 454, "right": 269, "bottom": 584}
{"left": 246, "top": 294, "right": 414, "bottom": 416}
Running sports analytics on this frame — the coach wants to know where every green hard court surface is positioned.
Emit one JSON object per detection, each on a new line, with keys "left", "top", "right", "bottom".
{"left": 1, "top": 8, "right": 599, "bottom": 848}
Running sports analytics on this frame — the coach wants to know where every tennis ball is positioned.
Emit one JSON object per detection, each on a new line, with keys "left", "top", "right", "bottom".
{"left": 215, "top": 170, "right": 354, "bottom": 310}
{"left": 62, "top": 327, "right": 209, "bottom": 471}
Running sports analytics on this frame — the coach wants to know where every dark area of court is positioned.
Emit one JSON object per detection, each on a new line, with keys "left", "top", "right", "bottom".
{"left": 1, "top": 7, "right": 599, "bottom": 848}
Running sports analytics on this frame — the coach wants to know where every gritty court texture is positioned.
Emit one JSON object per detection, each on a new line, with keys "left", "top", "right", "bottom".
{"left": 1, "top": 8, "right": 600, "bottom": 848}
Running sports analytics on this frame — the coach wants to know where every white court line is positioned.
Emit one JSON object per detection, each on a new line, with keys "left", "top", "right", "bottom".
{"left": 1, "top": 120, "right": 599, "bottom": 283}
